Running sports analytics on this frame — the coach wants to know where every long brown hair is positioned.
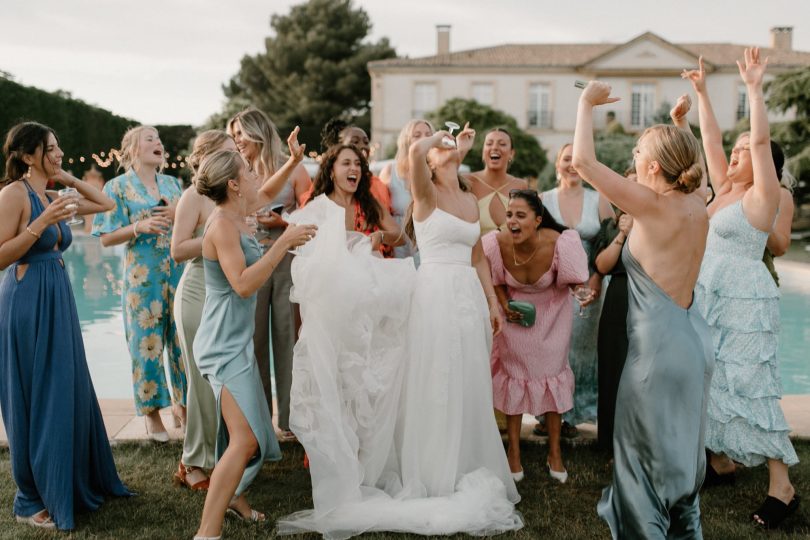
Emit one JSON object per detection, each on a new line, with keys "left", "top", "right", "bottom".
{"left": 309, "top": 144, "right": 382, "bottom": 228}
{"left": 3, "top": 122, "right": 58, "bottom": 185}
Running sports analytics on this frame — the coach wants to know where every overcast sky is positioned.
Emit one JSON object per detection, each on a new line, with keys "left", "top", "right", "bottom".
{"left": 2, "top": 0, "right": 808, "bottom": 125}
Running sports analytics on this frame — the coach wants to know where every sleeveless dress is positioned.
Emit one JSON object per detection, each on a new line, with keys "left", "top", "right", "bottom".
{"left": 695, "top": 201, "right": 798, "bottom": 467}
{"left": 277, "top": 202, "right": 522, "bottom": 538}
{"left": 597, "top": 245, "right": 713, "bottom": 539}
{"left": 477, "top": 191, "right": 510, "bottom": 235}
{"left": 541, "top": 187, "right": 602, "bottom": 424}
{"left": 483, "top": 230, "right": 589, "bottom": 415}
{"left": 174, "top": 224, "right": 217, "bottom": 469}
{"left": 193, "top": 231, "right": 281, "bottom": 495}
{"left": 0, "top": 182, "right": 131, "bottom": 530}
{"left": 388, "top": 166, "right": 417, "bottom": 259}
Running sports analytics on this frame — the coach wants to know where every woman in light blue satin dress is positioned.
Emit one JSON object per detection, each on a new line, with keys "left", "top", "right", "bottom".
{"left": 573, "top": 82, "right": 713, "bottom": 539}
{"left": 189, "top": 136, "right": 317, "bottom": 540}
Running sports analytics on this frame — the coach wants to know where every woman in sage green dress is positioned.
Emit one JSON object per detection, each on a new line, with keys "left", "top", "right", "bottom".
{"left": 170, "top": 130, "right": 237, "bottom": 491}
{"left": 190, "top": 135, "right": 317, "bottom": 540}
{"left": 573, "top": 81, "right": 713, "bottom": 539}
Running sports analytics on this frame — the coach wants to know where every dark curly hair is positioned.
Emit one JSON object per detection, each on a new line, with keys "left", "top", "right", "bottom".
{"left": 508, "top": 189, "right": 567, "bottom": 233}
{"left": 3, "top": 122, "right": 57, "bottom": 185}
{"left": 308, "top": 144, "right": 382, "bottom": 228}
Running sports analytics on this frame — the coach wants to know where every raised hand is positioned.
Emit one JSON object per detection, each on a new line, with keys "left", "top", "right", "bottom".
{"left": 280, "top": 223, "right": 318, "bottom": 250}
{"left": 580, "top": 81, "right": 620, "bottom": 107}
{"left": 287, "top": 126, "right": 306, "bottom": 162}
{"left": 455, "top": 122, "right": 476, "bottom": 154}
{"left": 670, "top": 94, "right": 692, "bottom": 122}
{"left": 737, "top": 47, "right": 768, "bottom": 88}
{"left": 681, "top": 56, "right": 707, "bottom": 94}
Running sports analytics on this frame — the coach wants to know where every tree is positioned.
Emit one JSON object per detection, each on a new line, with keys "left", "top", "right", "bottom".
{"left": 426, "top": 99, "right": 547, "bottom": 181}
{"left": 217, "top": 0, "right": 396, "bottom": 149}
{"left": 766, "top": 67, "right": 810, "bottom": 215}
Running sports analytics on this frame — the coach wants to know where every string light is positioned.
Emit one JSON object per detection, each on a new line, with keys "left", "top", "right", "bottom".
{"left": 62, "top": 147, "right": 189, "bottom": 173}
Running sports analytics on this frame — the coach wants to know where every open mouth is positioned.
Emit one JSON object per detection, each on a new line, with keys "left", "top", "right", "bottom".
{"left": 489, "top": 152, "right": 501, "bottom": 163}
{"left": 508, "top": 224, "right": 521, "bottom": 235}
{"left": 347, "top": 174, "right": 358, "bottom": 187}
{"left": 153, "top": 150, "right": 163, "bottom": 158}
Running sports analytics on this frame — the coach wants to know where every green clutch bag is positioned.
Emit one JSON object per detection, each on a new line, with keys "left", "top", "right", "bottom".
{"left": 507, "top": 300, "right": 536, "bottom": 328}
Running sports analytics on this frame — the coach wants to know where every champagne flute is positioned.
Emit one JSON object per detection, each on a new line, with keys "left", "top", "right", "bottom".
{"left": 573, "top": 285, "right": 593, "bottom": 318}
{"left": 442, "top": 121, "right": 460, "bottom": 148}
{"left": 58, "top": 187, "right": 83, "bottom": 225}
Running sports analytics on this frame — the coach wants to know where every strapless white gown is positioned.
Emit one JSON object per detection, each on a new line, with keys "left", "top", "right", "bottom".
{"left": 278, "top": 198, "right": 522, "bottom": 539}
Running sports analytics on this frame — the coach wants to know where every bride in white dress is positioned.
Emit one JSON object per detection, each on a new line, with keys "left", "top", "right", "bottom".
{"left": 277, "top": 128, "right": 523, "bottom": 538}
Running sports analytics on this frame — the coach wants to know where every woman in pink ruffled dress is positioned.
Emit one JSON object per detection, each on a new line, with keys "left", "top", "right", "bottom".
{"left": 484, "top": 189, "right": 589, "bottom": 483}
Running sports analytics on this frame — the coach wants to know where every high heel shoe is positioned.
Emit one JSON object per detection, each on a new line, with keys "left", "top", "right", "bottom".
{"left": 193, "top": 536, "right": 221, "bottom": 540}
{"left": 511, "top": 469, "right": 524, "bottom": 482}
{"left": 172, "top": 403, "right": 187, "bottom": 430}
{"left": 173, "top": 463, "right": 210, "bottom": 491}
{"left": 547, "top": 462, "right": 568, "bottom": 484}
{"left": 227, "top": 496, "right": 266, "bottom": 522}
{"left": 15, "top": 510, "right": 56, "bottom": 529}
{"left": 144, "top": 416, "right": 169, "bottom": 443}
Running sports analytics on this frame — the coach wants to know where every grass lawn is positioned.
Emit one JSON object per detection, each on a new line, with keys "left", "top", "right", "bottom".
{"left": 0, "top": 440, "right": 808, "bottom": 539}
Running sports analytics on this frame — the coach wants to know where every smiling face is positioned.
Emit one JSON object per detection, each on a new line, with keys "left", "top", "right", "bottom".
{"left": 483, "top": 130, "right": 514, "bottom": 171}
{"left": 230, "top": 119, "right": 259, "bottom": 163}
{"left": 135, "top": 127, "right": 164, "bottom": 169}
{"left": 331, "top": 147, "right": 363, "bottom": 195}
{"left": 727, "top": 133, "right": 753, "bottom": 184}
{"left": 555, "top": 144, "right": 581, "bottom": 185}
{"left": 505, "top": 196, "right": 541, "bottom": 243}
{"left": 340, "top": 127, "right": 370, "bottom": 158}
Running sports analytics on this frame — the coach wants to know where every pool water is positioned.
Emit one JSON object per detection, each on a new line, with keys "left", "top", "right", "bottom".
{"left": 4, "top": 234, "right": 810, "bottom": 398}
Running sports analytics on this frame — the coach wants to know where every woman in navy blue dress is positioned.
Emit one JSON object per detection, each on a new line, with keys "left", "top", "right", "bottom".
{"left": 0, "top": 122, "right": 131, "bottom": 530}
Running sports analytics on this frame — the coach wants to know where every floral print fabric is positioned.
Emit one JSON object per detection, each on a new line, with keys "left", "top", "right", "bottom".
{"left": 92, "top": 170, "right": 187, "bottom": 414}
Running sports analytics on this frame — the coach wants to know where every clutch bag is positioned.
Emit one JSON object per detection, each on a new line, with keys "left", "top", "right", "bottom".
{"left": 507, "top": 300, "right": 536, "bottom": 328}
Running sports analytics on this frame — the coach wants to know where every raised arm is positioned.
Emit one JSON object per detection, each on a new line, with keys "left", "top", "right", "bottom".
{"left": 170, "top": 188, "right": 205, "bottom": 263}
{"left": 670, "top": 94, "right": 709, "bottom": 200}
{"left": 572, "top": 82, "right": 662, "bottom": 219}
{"left": 47, "top": 169, "right": 114, "bottom": 215}
{"left": 739, "top": 47, "right": 780, "bottom": 232}
{"left": 251, "top": 126, "right": 307, "bottom": 212}
{"left": 408, "top": 131, "right": 445, "bottom": 207}
{"left": 682, "top": 56, "right": 729, "bottom": 194}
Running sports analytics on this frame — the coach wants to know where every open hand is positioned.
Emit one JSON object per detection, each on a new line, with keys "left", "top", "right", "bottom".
{"left": 287, "top": 126, "right": 306, "bottom": 162}
{"left": 737, "top": 47, "right": 768, "bottom": 88}
{"left": 581, "top": 81, "right": 621, "bottom": 107}
{"left": 681, "top": 56, "right": 707, "bottom": 94}
{"left": 455, "top": 122, "right": 476, "bottom": 154}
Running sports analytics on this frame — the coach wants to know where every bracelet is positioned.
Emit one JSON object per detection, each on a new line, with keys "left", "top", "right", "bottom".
{"left": 133, "top": 221, "right": 140, "bottom": 238}
{"left": 25, "top": 226, "right": 41, "bottom": 239}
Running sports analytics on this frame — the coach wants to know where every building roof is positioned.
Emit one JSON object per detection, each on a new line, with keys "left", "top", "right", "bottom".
{"left": 368, "top": 32, "right": 810, "bottom": 70}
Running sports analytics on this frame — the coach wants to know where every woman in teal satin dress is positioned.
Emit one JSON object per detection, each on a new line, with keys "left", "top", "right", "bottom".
{"left": 573, "top": 82, "right": 713, "bottom": 539}
{"left": 190, "top": 136, "right": 316, "bottom": 540}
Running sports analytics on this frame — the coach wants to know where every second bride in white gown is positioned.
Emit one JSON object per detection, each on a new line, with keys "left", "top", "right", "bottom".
{"left": 277, "top": 128, "right": 522, "bottom": 538}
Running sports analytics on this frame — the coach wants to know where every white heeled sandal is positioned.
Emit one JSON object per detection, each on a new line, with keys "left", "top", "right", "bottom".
{"left": 511, "top": 469, "right": 525, "bottom": 482}
{"left": 15, "top": 510, "right": 55, "bottom": 529}
{"left": 547, "top": 462, "right": 568, "bottom": 484}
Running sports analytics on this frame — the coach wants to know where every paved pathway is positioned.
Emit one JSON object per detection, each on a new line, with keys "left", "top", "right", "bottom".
{"left": 1, "top": 396, "right": 807, "bottom": 445}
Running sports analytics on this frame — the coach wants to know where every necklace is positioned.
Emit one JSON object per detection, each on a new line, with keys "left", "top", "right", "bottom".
{"left": 512, "top": 241, "right": 540, "bottom": 266}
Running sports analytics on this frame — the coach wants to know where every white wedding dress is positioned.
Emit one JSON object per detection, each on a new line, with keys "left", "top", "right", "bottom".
{"left": 277, "top": 197, "right": 522, "bottom": 539}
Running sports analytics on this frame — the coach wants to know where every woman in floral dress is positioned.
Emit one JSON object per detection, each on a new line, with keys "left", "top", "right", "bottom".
{"left": 93, "top": 125, "right": 186, "bottom": 440}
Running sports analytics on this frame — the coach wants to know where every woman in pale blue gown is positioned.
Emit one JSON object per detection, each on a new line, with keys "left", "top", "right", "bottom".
{"left": 190, "top": 133, "right": 316, "bottom": 540}
{"left": 685, "top": 50, "right": 799, "bottom": 529}
{"left": 573, "top": 82, "right": 713, "bottom": 539}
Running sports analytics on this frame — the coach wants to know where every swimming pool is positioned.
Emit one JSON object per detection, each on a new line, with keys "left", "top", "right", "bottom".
{"left": 4, "top": 234, "right": 810, "bottom": 398}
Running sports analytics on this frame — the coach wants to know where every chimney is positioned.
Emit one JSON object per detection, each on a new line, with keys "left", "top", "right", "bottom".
{"left": 770, "top": 26, "right": 793, "bottom": 51}
{"left": 436, "top": 24, "right": 451, "bottom": 56}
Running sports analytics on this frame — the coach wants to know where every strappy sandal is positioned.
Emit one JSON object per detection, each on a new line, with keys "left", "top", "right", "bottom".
{"left": 15, "top": 509, "right": 56, "bottom": 529}
{"left": 226, "top": 497, "right": 266, "bottom": 522}
{"left": 172, "top": 463, "right": 210, "bottom": 491}
{"left": 751, "top": 494, "right": 800, "bottom": 529}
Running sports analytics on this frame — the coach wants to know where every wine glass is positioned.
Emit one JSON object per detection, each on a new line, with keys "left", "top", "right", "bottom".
{"left": 245, "top": 214, "right": 258, "bottom": 237}
{"left": 442, "top": 121, "right": 460, "bottom": 148}
{"left": 573, "top": 285, "right": 593, "bottom": 318}
{"left": 58, "top": 187, "right": 83, "bottom": 225}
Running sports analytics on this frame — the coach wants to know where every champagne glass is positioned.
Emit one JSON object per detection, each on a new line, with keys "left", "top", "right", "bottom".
{"left": 573, "top": 285, "right": 593, "bottom": 318}
{"left": 245, "top": 214, "right": 258, "bottom": 237}
{"left": 58, "top": 187, "right": 83, "bottom": 225}
{"left": 442, "top": 121, "right": 460, "bottom": 148}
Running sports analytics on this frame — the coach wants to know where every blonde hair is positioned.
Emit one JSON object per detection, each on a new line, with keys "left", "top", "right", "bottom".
{"left": 195, "top": 150, "right": 244, "bottom": 204}
{"left": 188, "top": 130, "right": 233, "bottom": 175}
{"left": 640, "top": 124, "right": 704, "bottom": 194}
{"left": 394, "top": 119, "right": 434, "bottom": 178}
{"left": 118, "top": 125, "right": 162, "bottom": 172}
{"left": 227, "top": 107, "right": 284, "bottom": 176}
